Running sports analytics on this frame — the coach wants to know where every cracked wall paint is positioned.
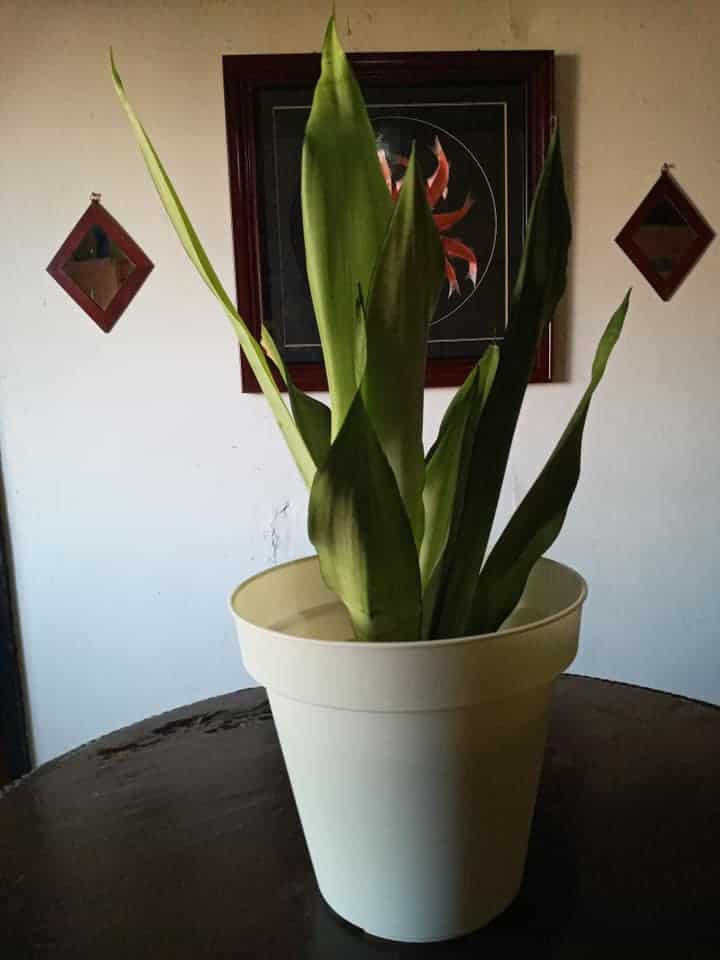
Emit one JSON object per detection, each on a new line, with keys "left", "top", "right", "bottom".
{"left": 265, "top": 500, "right": 291, "bottom": 566}
{"left": 260, "top": 498, "right": 310, "bottom": 569}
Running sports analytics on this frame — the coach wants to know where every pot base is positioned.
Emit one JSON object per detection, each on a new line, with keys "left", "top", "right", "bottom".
{"left": 322, "top": 886, "right": 521, "bottom": 943}
{"left": 232, "top": 555, "right": 586, "bottom": 945}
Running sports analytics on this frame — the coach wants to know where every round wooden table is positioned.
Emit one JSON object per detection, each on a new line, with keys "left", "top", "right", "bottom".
{"left": 1, "top": 676, "right": 718, "bottom": 957}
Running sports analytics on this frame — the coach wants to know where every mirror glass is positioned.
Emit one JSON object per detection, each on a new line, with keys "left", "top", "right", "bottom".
{"left": 62, "top": 225, "right": 136, "bottom": 309}
{"left": 630, "top": 199, "right": 698, "bottom": 278}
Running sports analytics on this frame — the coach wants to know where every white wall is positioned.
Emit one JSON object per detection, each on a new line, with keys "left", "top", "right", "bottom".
{"left": 1, "top": 0, "right": 718, "bottom": 763}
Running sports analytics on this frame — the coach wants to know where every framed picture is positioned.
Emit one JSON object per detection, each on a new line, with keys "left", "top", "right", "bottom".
{"left": 223, "top": 50, "right": 554, "bottom": 393}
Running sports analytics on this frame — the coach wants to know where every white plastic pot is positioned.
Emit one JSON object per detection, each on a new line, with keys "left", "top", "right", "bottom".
{"left": 230, "top": 555, "right": 586, "bottom": 943}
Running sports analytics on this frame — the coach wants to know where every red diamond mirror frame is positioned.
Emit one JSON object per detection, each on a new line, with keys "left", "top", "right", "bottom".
{"left": 47, "top": 198, "right": 154, "bottom": 332}
{"left": 615, "top": 169, "right": 714, "bottom": 302}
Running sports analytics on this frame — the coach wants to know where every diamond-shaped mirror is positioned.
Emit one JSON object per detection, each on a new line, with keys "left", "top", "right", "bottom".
{"left": 47, "top": 198, "right": 153, "bottom": 332}
{"left": 615, "top": 170, "right": 714, "bottom": 301}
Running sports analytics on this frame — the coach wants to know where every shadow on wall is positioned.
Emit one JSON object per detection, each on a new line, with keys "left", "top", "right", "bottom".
{"left": 552, "top": 53, "right": 578, "bottom": 384}
{"left": 0, "top": 454, "right": 32, "bottom": 783}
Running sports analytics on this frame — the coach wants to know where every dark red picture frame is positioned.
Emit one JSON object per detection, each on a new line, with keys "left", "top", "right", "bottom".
{"left": 46, "top": 199, "right": 154, "bottom": 333}
{"left": 615, "top": 170, "right": 715, "bottom": 302}
{"left": 223, "top": 50, "right": 554, "bottom": 393}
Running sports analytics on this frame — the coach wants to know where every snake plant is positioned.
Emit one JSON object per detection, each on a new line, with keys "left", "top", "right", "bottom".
{"left": 112, "top": 18, "right": 629, "bottom": 643}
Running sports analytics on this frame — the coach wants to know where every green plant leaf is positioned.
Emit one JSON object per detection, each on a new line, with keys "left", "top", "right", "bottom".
{"left": 362, "top": 147, "right": 445, "bottom": 546}
{"left": 433, "top": 126, "right": 572, "bottom": 638}
{"left": 110, "top": 52, "right": 318, "bottom": 488}
{"left": 420, "top": 346, "right": 498, "bottom": 639}
{"left": 260, "top": 325, "right": 331, "bottom": 468}
{"left": 302, "top": 18, "right": 393, "bottom": 438}
{"left": 308, "top": 389, "right": 422, "bottom": 643}
{"left": 468, "top": 292, "right": 630, "bottom": 633}
{"left": 424, "top": 365, "right": 478, "bottom": 467}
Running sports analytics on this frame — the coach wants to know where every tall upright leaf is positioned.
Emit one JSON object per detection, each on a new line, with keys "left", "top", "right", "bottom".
{"left": 362, "top": 148, "right": 445, "bottom": 546}
{"left": 111, "top": 54, "right": 318, "bottom": 489}
{"left": 420, "top": 347, "right": 499, "bottom": 638}
{"left": 433, "top": 127, "right": 572, "bottom": 638}
{"left": 468, "top": 293, "right": 629, "bottom": 633}
{"left": 302, "top": 19, "right": 393, "bottom": 438}
{"left": 308, "top": 390, "right": 422, "bottom": 643}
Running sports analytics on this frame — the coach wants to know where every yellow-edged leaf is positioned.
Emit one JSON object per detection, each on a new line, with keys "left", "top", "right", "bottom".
{"left": 111, "top": 52, "right": 317, "bottom": 488}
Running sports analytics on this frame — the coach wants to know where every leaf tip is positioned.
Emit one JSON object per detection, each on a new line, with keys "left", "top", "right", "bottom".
{"left": 109, "top": 47, "right": 124, "bottom": 96}
{"left": 321, "top": 14, "right": 341, "bottom": 62}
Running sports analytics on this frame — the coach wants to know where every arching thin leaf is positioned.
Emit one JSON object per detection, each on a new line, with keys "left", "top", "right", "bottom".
{"left": 261, "top": 326, "right": 331, "bottom": 468}
{"left": 111, "top": 52, "right": 317, "bottom": 488}
{"left": 468, "top": 292, "right": 630, "bottom": 633}
{"left": 433, "top": 126, "right": 571, "bottom": 638}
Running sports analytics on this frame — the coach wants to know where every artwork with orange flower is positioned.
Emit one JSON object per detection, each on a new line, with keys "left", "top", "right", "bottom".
{"left": 369, "top": 109, "right": 510, "bottom": 361}
{"left": 223, "top": 51, "right": 553, "bottom": 390}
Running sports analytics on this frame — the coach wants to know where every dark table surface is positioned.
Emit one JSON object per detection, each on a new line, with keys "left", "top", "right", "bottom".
{"left": 1, "top": 676, "right": 719, "bottom": 958}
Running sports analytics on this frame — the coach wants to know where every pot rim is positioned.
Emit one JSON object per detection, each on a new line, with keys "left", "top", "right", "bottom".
{"left": 229, "top": 554, "right": 588, "bottom": 648}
